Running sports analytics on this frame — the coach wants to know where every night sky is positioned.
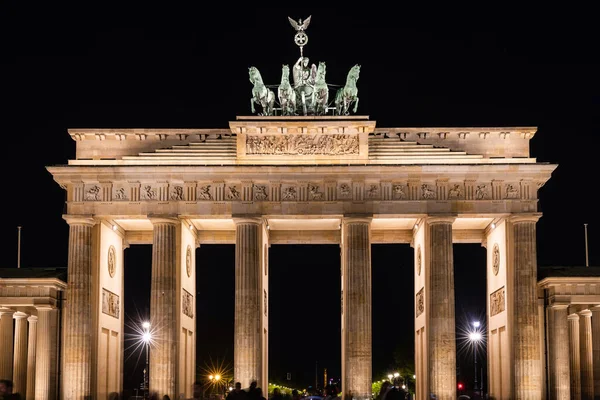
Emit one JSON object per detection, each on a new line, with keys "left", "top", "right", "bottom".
{"left": 2, "top": 4, "right": 599, "bottom": 393}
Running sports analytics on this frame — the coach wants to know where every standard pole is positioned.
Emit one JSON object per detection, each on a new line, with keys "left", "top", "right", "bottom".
{"left": 17, "top": 226, "right": 22, "bottom": 268}
{"left": 585, "top": 223, "right": 589, "bottom": 267}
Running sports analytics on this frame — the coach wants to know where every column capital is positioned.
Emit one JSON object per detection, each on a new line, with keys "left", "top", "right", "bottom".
{"left": 148, "top": 215, "right": 180, "bottom": 225}
{"left": 425, "top": 215, "right": 456, "bottom": 225}
{"left": 63, "top": 215, "right": 96, "bottom": 226}
{"left": 342, "top": 215, "right": 372, "bottom": 225}
{"left": 550, "top": 304, "right": 569, "bottom": 310}
{"left": 35, "top": 305, "right": 55, "bottom": 311}
{"left": 233, "top": 217, "right": 263, "bottom": 225}
{"left": 568, "top": 313, "right": 580, "bottom": 321}
{"left": 0, "top": 307, "right": 15, "bottom": 317}
{"left": 508, "top": 213, "right": 542, "bottom": 224}
{"left": 13, "top": 311, "right": 28, "bottom": 320}
{"left": 579, "top": 309, "right": 593, "bottom": 318}
{"left": 27, "top": 315, "right": 38, "bottom": 323}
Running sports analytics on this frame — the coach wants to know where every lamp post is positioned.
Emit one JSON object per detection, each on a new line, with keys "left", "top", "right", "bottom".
{"left": 469, "top": 321, "right": 482, "bottom": 396}
{"left": 208, "top": 374, "right": 221, "bottom": 398}
{"left": 142, "top": 321, "right": 151, "bottom": 399}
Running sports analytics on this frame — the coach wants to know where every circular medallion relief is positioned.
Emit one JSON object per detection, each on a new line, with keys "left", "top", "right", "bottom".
{"left": 108, "top": 245, "right": 116, "bottom": 278}
{"left": 492, "top": 243, "right": 500, "bottom": 276}
{"left": 186, "top": 245, "right": 192, "bottom": 277}
{"left": 417, "top": 245, "right": 422, "bottom": 276}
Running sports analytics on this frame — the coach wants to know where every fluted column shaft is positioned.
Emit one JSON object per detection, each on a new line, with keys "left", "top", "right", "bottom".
{"left": 149, "top": 218, "right": 179, "bottom": 400}
{"left": 343, "top": 218, "right": 372, "bottom": 400}
{"left": 579, "top": 310, "right": 593, "bottom": 400}
{"left": 510, "top": 216, "right": 542, "bottom": 399}
{"left": 0, "top": 309, "right": 15, "bottom": 380}
{"left": 426, "top": 217, "right": 456, "bottom": 400}
{"left": 63, "top": 218, "right": 95, "bottom": 400}
{"left": 592, "top": 307, "right": 600, "bottom": 400}
{"left": 234, "top": 218, "right": 263, "bottom": 388}
{"left": 569, "top": 313, "right": 581, "bottom": 400}
{"left": 35, "top": 307, "right": 59, "bottom": 400}
{"left": 13, "top": 312, "right": 28, "bottom": 396}
{"left": 548, "top": 306, "right": 570, "bottom": 399}
{"left": 26, "top": 315, "right": 38, "bottom": 400}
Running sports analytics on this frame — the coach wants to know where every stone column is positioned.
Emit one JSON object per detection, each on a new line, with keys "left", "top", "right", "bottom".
{"left": 0, "top": 308, "right": 15, "bottom": 380}
{"left": 426, "top": 217, "right": 456, "bottom": 400}
{"left": 342, "top": 217, "right": 372, "bottom": 400}
{"left": 548, "top": 305, "right": 570, "bottom": 399}
{"left": 568, "top": 312, "right": 581, "bottom": 400}
{"left": 592, "top": 306, "right": 600, "bottom": 400}
{"left": 233, "top": 218, "right": 263, "bottom": 388}
{"left": 510, "top": 215, "right": 543, "bottom": 398}
{"left": 149, "top": 217, "right": 179, "bottom": 400}
{"left": 35, "top": 306, "right": 59, "bottom": 400}
{"left": 12, "top": 312, "right": 28, "bottom": 396}
{"left": 579, "top": 309, "right": 593, "bottom": 400}
{"left": 62, "top": 216, "right": 95, "bottom": 400}
{"left": 26, "top": 315, "right": 38, "bottom": 400}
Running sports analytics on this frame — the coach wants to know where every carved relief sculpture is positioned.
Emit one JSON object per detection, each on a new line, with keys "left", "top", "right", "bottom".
{"left": 114, "top": 187, "right": 128, "bottom": 200}
{"left": 366, "top": 184, "right": 379, "bottom": 199}
{"left": 182, "top": 289, "right": 193, "bottom": 318}
{"left": 170, "top": 185, "right": 184, "bottom": 200}
{"left": 505, "top": 184, "right": 519, "bottom": 199}
{"left": 282, "top": 186, "right": 297, "bottom": 200}
{"left": 245, "top": 134, "right": 359, "bottom": 155}
{"left": 108, "top": 245, "right": 116, "bottom": 278}
{"left": 102, "top": 288, "right": 120, "bottom": 319}
{"left": 421, "top": 184, "right": 436, "bottom": 200}
{"left": 85, "top": 185, "right": 101, "bottom": 201}
{"left": 392, "top": 184, "right": 406, "bottom": 200}
{"left": 227, "top": 186, "right": 240, "bottom": 200}
{"left": 416, "top": 288, "right": 424, "bottom": 317}
{"left": 308, "top": 184, "right": 323, "bottom": 200}
{"left": 254, "top": 185, "right": 268, "bottom": 200}
{"left": 490, "top": 287, "right": 505, "bottom": 317}
{"left": 142, "top": 185, "right": 156, "bottom": 200}
{"left": 186, "top": 245, "right": 192, "bottom": 278}
{"left": 476, "top": 184, "right": 489, "bottom": 200}
{"left": 339, "top": 183, "right": 352, "bottom": 198}
{"left": 264, "top": 289, "right": 268, "bottom": 316}
{"left": 417, "top": 245, "right": 422, "bottom": 276}
{"left": 198, "top": 185, "right": 212, "bottom": 200}
{"left": 492, "top": 243, "right": 500, "bottom": 276}
{"left": 448, "top": 184, "right": 463, "bottom": 199}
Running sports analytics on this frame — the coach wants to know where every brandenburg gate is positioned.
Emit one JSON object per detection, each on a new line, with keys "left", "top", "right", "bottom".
{"left": 45, "top": 117, "right": 556, "bottom": 400}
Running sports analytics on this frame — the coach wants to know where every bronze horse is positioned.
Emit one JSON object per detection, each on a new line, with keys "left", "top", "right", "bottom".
{"left": 249, "top": 66, "right": 275, "bottom": 116}
{"left": 335, "top": 64, "right": 360, "bottom": 115}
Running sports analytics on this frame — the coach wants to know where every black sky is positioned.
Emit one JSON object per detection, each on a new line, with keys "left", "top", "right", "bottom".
{"left": 1, "top": 4, "right": 599, "bottom": 393}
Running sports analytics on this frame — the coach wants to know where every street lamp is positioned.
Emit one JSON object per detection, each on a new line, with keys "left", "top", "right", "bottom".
{"left": 142, "top": 321, "right": 151, "bottom": 399}
{"left": 469, "top": 321, "right": 482, "bottom": 395}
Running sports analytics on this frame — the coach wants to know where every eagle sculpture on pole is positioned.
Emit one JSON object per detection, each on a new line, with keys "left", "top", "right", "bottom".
{"left": 288, "top": 15, "right": 311, "bottom": 32}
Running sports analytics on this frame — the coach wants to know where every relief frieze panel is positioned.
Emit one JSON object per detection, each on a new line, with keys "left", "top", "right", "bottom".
{"left": 102, "top": 288, "right": 120, "bottom": 319}
{"left": 113, "top": 186, "right": 129, "bottom": 201}
{"left": 416, "top": 287, "right": 424, "bottom": 317}
{"left": 182, "top": 289, "right": 193, "bottom": 318}
{"left": 490, "top": 286, "right": 505, "bottom": 316}
{"left": 245, "top": 134, "right": 359, "bottom": 155}
{"left": 392, "top": 184, "right": 407, "bottom": 200}
{"left": 77, "top": 179, "right": 529, "bottom": 204}
{"left": 170, "top": 185, "right": 184, "bottom": 201}
{"left": 282, "top": 185, "right": 298, "bottom": 201}
{"left": 448, "top": 183, "right": 464, "bottom": 200}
